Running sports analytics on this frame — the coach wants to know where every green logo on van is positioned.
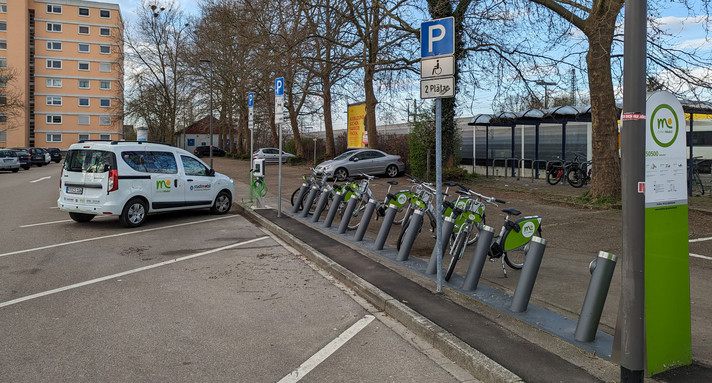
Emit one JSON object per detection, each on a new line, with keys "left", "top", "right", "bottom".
{"left": 156, "top": 179, "right": 172, "bottom": 192}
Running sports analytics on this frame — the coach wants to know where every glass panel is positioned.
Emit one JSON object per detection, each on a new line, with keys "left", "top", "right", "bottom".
{"left": 64, "top": 150, "right": 115, "bottom": 173}
{"left": 144, "top": 151, "right": 178, "bottom": 174}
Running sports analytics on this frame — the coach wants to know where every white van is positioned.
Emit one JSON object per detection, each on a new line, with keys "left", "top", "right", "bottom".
{"left": 58, "top": 141, "right": 235, "bottom": 227}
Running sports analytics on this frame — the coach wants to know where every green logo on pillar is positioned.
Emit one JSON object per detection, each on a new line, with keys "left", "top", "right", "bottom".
{"left": 650, "top": 104, "right": 679, "bottom": 148}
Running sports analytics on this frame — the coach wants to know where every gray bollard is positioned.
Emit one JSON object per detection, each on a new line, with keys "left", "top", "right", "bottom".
{"left": 510, "top": 236, "right": 547, "bottom": 313}
{"left": 575, "top": 251, "right": 618, "bottom": 342}
{"left": 396, "top": 209, "right": 424, "bottom": 261}
{"left": 323, "top": 191, "right": 344, "bottom": 228}
{"left": 300, "top": 186, "right": 320, "bottom": 217}
{"left": 338, "top": 196, "right": 360, "bottom": 234}
{"left": 354, "top": 199, "right": 377, "bottom": 241}
{"left": 462, "top": 226, "right": 496, "bottom": 291}
{"left": 291, "top": 183, "right": 309, "bottom": 213}
{"left": 374, "top": 204, "right": 398, "bottom": 250}
{"left": 426, "top": 215, "right": 456, "bottom": 275}
{"left": 311, "top": 188, "right": 330, "bottom": 223}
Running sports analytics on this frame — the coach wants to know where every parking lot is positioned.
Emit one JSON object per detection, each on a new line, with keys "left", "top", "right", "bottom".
{"left": 0, "top": 165, "right": 473, "bottom": 382}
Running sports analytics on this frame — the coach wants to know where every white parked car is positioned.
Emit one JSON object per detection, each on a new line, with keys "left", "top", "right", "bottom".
{"left": 253, "top": 148, "right": 296, "bottom": 163}
{"left": 58, "top": 141, "right": 235, "bottom": 227}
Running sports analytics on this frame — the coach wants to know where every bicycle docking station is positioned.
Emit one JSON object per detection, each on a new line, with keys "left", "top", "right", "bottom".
{"left": 311, "top": 186, "right": 331, "bottom": 223}
{"left": 575, "top": 251, "right": 617, "bottom": 342}
{"left": 300, "top": 182, "right": 321, "bottom": 218}
{"left": 292, "top": 181, "right": 310, "bottom": 214}
{"left": 462, "top": 225, "right": 496, "bottom": 291}
{"left": 338, "top": 190, "right": 360, "bottom": 234}
{"left": 353, "top": 198, "right": 377, "bottom": 241}
{"left": 510, "top": 236, "right": 547, "bottom": 313}
{"left": 426, "top": 214, "right": 456, "bottom": 275}
{"left": 374, "top": 203, "right": 398, "bottom": 250}
{"left": 323, "top": 189, "right": 344, "bottom": 228}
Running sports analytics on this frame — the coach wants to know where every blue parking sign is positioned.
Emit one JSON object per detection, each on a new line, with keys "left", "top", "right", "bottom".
{"left": 248, "top": 92, "right": 254, "bottom": 107}
{"left": 420, "top": 17, "right": 455, "bottom": 58}
{"left": 275, "top": 78, "right": 284, "bottom": 96}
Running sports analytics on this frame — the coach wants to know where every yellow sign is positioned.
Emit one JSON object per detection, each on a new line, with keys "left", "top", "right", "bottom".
{"left": 347, "top": 102, "right": 367, "bottom": 148}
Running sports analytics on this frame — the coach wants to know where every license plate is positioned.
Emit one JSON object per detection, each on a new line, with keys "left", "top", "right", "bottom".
{"left": 66, "top": 186, "right": 83, "bottom": 195}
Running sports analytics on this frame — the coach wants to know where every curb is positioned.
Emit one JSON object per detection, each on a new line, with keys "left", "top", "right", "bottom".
{"left": 236, "top": 203, "right": 522, "bottom": 383}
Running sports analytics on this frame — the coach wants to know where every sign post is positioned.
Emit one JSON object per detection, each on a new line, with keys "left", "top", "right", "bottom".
{"left": 275, "top": 77, "right": 284, "bottom": 217}
{"left": 421, "top": 17, "right": 455, "bottom": 292}
{"left": 248, "top": 92, "right": 255, "bottom": 201}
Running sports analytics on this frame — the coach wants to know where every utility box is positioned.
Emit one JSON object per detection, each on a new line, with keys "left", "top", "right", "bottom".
{"left": 253, "top": 158, "right": 265, "bottom": 178}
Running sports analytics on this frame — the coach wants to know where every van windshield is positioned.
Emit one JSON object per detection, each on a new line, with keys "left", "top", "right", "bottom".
{"left": 64, "top": 150, "right": 115, "bottom": 173}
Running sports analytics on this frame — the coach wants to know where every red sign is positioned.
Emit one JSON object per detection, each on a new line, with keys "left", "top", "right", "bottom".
{"left": 622, "top": 113, "right": 646, "bottom": 120}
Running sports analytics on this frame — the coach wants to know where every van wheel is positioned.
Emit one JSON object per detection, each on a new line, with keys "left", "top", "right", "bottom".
{"left": 120, "top": 198, "right": 147, "bottom": 228}
{"left": 211, "top": 191, "right": 232, "bottom": 214}
{"left": 69, "top": 213, "right": 94, "bottom": 222}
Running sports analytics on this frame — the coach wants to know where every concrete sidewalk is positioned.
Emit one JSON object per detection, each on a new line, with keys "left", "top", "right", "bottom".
{"left": 219, "top": 158, "right": 711, "bottom": 382}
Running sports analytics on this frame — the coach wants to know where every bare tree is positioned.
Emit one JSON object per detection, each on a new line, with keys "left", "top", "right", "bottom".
{"left": 0, "top": 67, "right": 25, "bottom": 135}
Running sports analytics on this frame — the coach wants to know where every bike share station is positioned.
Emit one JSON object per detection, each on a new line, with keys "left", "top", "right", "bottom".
{"left": 277, "top": 17, "right": 632, "bottom": 363}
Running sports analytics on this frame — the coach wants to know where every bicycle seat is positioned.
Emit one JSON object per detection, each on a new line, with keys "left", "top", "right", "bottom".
{"left": 444, "top": 181, "right": 458, "bottom": 187}
{"left": 502, "top": 208, "right": 521, "bottom": 216}
{"left": 387, "top": 180, "right": 398, "bottom": 186}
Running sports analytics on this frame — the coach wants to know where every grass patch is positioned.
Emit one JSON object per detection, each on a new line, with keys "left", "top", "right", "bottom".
{"left": 571, "top": 190, "right": 621, "bottom": 209}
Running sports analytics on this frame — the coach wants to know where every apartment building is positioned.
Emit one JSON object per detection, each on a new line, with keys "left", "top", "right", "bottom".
{"left": 0, "top": 0, "right": 123, "bottom": 149}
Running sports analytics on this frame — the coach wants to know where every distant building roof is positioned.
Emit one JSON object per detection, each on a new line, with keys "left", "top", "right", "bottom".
{"left": 179, "top": 116, "right": 220, "bottom": 135}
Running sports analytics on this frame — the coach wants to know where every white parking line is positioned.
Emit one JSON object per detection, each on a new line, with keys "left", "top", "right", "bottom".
{"left": 690, "top": 253, "right": 712, "bottom": 261}
{"left": 30, "top": 176, "right": 52, "bottom": 183}
{"left": 689, "top": 236, "right": 712, "bottom": 243}
{"left": 278, "top": 315, "right": 375, "bottom": 383}
{"left": 20, "top": 219, "right": 73, "bottom": 228}
{"left": 0, "top": 236, "right": 269, "bottom": 309}
{"left": 0, "top": 215, "right": 237, "bottom": 259}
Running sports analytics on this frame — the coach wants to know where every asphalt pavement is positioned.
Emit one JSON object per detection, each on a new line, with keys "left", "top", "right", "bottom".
{"left": 213, "top": 157, "right": 712, "bottom": 382}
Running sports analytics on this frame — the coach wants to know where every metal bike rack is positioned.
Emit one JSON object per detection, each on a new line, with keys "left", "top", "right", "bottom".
{"left": 291, "top": 182, "right": 309, "bottom": 214}
{"left": 461, "top": 226, "right": 495, "bottom": 291}
{"left": 426, "top": 215, "right": 456, "bottom": 275}
{"left": 323, "top": 190, "right": 344, "bottom": 228}
{"left": 338, "top": 194, "right": 360, "bottom": 234}
{"left": 353, "top": 199, "right": 377, "bottom": 241}
{"left": 504, "top": 157, "right": 519, "bottom": 178}
{"left": 300, "top": 184, "right": 320, "bottom": 218}
{"left": 374, "top": 204, "right": 398, "bottom": 250}
{"left": 396, "top": 209, "right": 424, "bottom": 261}
{"left": 531, "top": 160, "right": 548, "bottom": 180}
{"left": 575, "top": 251, "right": 618, "bottom": 342}
{"left": 510, "top": 236, "right": 547, "bottom": 313}
{"left": 311, "top": 187, "right": 330, "bottom": 223}
{"left": 492, "top": 157, "right": 506, "bottom": 176}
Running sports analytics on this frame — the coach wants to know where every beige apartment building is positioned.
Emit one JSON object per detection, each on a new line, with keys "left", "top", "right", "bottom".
{"left": 0, "top": 0, "right": 123, "bottom": 149}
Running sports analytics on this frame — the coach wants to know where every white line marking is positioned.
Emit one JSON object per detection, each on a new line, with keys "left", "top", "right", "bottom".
{"left": 278, "top": 315, "right": 375, "bottom": 383}
{"left": 0, "top": 236, "right": 269, "bottom": 309}
{"left": 0, "top": 215, "right": 237, "bottom": 259}
{"left": 690, "top": 253, "right": 712, "bottom": 261}
{"left": 689, "top": 236, "right": 712, "bottom": 243}
{"left": 20, "top": 219, "right": 73, "bottom": 228}
{"left": 30, "top": 176, "right": 51, "bottom": 183}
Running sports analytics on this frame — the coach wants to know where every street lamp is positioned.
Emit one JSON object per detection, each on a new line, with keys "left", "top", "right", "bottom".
{"left": 535, "top": 80, "right": 556, "bottom": 109}
{"left": 199, "top": 57, "right": 214, "bottom": 168}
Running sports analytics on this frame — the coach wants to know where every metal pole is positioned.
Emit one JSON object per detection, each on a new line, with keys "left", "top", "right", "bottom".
{"left": 435, "top": 98, "right": 443, "bottom": 292}
{"left": 576, "top": 251, "right": 618, "bottom": 342}
{"left": 374, "top": 204, "right": 397, "bottom": 250}
{"left": 620, "top": 0, "right": 646, "bottom": 380}
{"left": 396, "top": 209, "right": 423, "bottom": 261}
{"left": 338, "top": 196, "right": 359, "bottom": 234}
{"left": 311, "top": 187, "right": 330, "bottom": 223}
{"left": 462, "top": 226, "right": 495, "bottom": 291}
{"left": 209, "top": 59, "right": 213, "bottom": 169}
{"left": 354, "top": 199, "right": 377, "bottom": 241}
{"left": 426, "top": 216, "right": 455, "bottom": 275}
{"left": 510, "top": 237, "right": 547, "bottom": 313}
{"left": 278, "top": 121, "right": 282, "bottom": 217}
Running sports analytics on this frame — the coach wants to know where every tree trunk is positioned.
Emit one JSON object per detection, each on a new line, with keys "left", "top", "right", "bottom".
{"left": 323, "top": 83, "right": 335, "bottom": 158}
{"left": 364, "top": 64, "right": 379, "bottom": 150}
{"left": 584, "top": 5, "right": 622, "bottom": 200}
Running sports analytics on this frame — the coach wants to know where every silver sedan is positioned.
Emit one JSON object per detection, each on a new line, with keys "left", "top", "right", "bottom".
{"left": 314, "top": 149, "right": 405, "bottom": 180}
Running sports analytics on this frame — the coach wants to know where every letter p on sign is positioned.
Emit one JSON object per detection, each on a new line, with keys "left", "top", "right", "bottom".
{"left": 421, "top": 17, "right": 454, "bottom": 58}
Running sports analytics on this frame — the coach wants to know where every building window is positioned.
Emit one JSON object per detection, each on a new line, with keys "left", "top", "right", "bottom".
{"left": 46, "top": 115, "right": 62, "bottom": 124}
{"left": 78, "top": 44, "right": 90, "bottom": 53}
{"left": 100, "top": 134, "right": 111, "bottom": 140}
{"left": 0, "top": 76, "right": 6, "bottom": 87}
{"left": 0, "top": 58, "right": 6, "bottom": 68}
{"left": 47, "top": 41, "right": 62, "bottom": 51}
{"left": 78, "top": 25, "right": 90, "bottom": 35}
{"left": 100, "top": 116, "right": 111, "bottom": 125}
{"left": 46, "top": 78, "right": 62, "bottom": 88}
{"left": 0, "top": 39, "right": 6, "bottom": 50}
{"left": 79, "top": 98, "right": 90, "bottom": 107}
{"left": 78, "top": 115, "right": 90, "bottom": 125}
{"left": 47, "top": 4, "right": 62, "bottom": 14}
{"left": 0, "top": 94, "right": 5, "bottom": 106}
{"left": 100, "top": 80, "right": 111, "bottom": 90}
{"left": 99, "top": 62, "right": 111, "bottom": 72}
{"left": 46, "top": 96, "right": 62, "bottom": 106}
{"left": 100, "top": 99, "right": 110, "bottom": 107}
{"left": 78, "top": 7, "right": 89, "bottom": 17}
{"left": 79, "top": 134, "right": 89, "bottom": 141}
{"left": 99, "top": 45, "right": 110, "bottom": 54}
{"left": 78, "top": 61, "right": 89, "bottom": 71}
{"left": 78, "top": 79, "right": 90, "bottom": 89}
{"left": 100, "top": 9, "right": 110, "bottom": 18}
{"left": 47, "top": 133, "right": 62, "bottom": 142}
{"left": 100, "top": 27, "right": 111, "bottom": 36}
{"left": 0, "top": 22, "right": 6, "bottom": 32}
{"left": 46, "top": 23, "right": 62, "bottom": 32}
{"left": 0, "top": 113, "right": 6, "bottom": 124}
{"left": 46, "top": 59, "right": 62, "bottom": 69}
{"left": 0, "top": 5, "right": 7, "bottom": 13}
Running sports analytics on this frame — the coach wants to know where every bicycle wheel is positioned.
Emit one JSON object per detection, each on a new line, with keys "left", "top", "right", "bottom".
{"left": 566, "top": 168, "right": 585, "bottom": 188}
{"left": 546, "top": 167, "right": 563, "bottom": 185}
{"left": 693, "top": 171, "right": 705, "bottom": 195}
{"left": 290, "top": 188, "right": 301, "bottom": 208}
{"left": 252, "top": 179, "right": 266, "bottom": 197}
{"left": 503, "top": 228, "right": 542, "bottom": 269}
{"left": 445, "top": 228, "right": 468, "bottom": 281}
{"left": 344, "top": 197, "right": 369, "bottom": 230}
{"left": 466, "top": 214, "right": 485, "bottom": 246}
